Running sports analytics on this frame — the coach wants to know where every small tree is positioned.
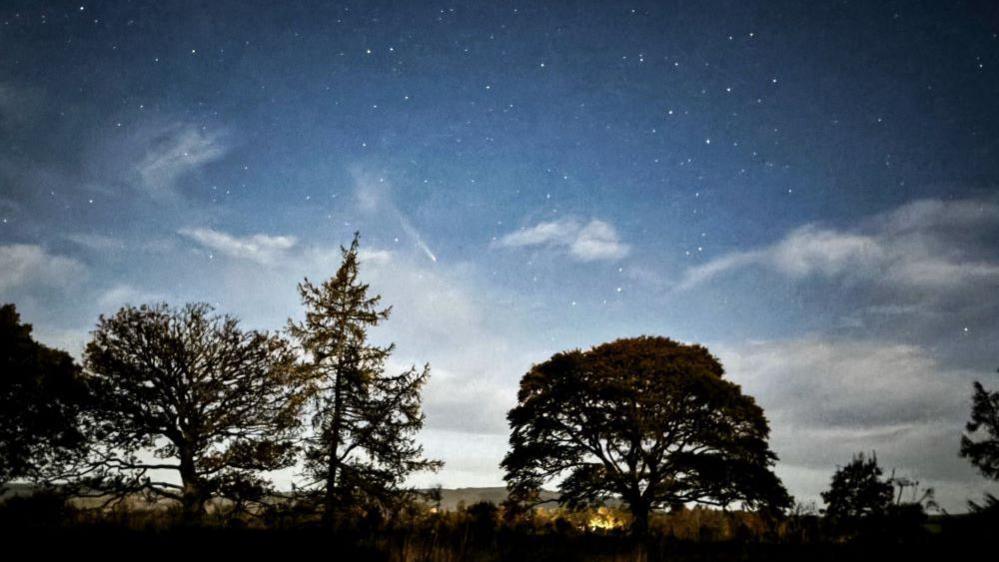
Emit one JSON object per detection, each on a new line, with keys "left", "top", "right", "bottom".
{"left": 289, "top": 234, "right": 441, "bottom": 523}
{"left": 82, "top": 303, "right": 305, "bottom": 522}
{"left": 0, "top": 304, "right": 89, "bottom": 487}
{"left": 502, "top": 336, "right": 790, "bottom": 536}
{"left": 821, "top": 452, "right": 893, "bottom": 528}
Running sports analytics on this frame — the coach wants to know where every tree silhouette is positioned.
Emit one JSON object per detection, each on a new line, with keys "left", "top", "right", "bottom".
{"left": 960, "top": 377, "right": 999, "bottom": 514}
{"left": 81, "top": 303, "right": 305, "bottom": 522}
{"left": 288, "top": 234, "right": 441, "bottom": 523}
{"left": 820, "top": 452, "right": 893, "bottom": 526}
{"left": 0, "top": 304, "right": 89, "bottom": 487}
{"left": 502, "top": 336, "right": 790, "bottom": 535}
{"left": 961, "top": 378, "right": 999, "bottom": 480}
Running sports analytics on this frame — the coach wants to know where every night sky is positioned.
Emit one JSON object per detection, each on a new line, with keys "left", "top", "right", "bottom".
{"left": 2, "top": 1, "right": 999, "bottom": 511}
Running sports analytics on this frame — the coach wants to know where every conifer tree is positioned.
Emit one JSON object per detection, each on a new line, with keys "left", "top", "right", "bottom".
{"left": 289, "top": 234, "right": 441, "bottom": 522}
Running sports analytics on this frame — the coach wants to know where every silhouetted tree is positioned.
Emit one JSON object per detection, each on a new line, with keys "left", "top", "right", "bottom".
{"left": 0, "top": 304, "right": 89, "bottom": 487}
{"left": 81, "top": 303, "right": 305, "bottom": 522}
{"left": 502, "top": 336, "right": 790, "bottom": 536}
{"left": 288, "top": 234, "right": 441, "bottom": 524}
{"left": 821, "top": 452, "right": 893, "bottom": 529}
{"left": 961, "top": 378, "right": 999, "bottom": 480}
{"left": 960, "top": 376, "right": 999, "bottom": 514}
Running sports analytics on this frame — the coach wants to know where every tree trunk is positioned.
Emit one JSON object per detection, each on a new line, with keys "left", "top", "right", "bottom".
{"left": 179, "top": 449, "right": 204, "bottom": 525}
{"left": 322, "top": 371, "right": 344, "bottom": 526}
{"left": 630, "top": 499, "right": 651, "bottom": 538}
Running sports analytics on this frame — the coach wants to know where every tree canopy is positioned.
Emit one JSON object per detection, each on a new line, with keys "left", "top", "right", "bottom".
{"left": 960, "top": 379, "right": 999, "bottom": 481}
{"left": 820, "top": 452, "right": 894, "bottom": 523}
{"left": 81, "top": 303, "right": 306, "bottom": 521}
{"left": 502, "top": 336, "right": 790, "bottom": 534}
{"left": 289, "top": 234, "right": 441, "bottom": 522}
{"left": 0, "top": 304, "right": 89, "bottom": 486}
{"left": 960, "top": 378, "right": 999, "bottom": 514}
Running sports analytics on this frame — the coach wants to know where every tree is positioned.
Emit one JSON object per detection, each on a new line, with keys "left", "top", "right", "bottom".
{"left": 81, "top": 303, "right": 305, "bottom": 522}
{"left": 820, "top": 452, "right": 893, "bottom": 524}
{"left": 502, "top": 336, "right": 790, "bottom": 535}
{"left": 960, "top": 377, "right": 999, "bottom": 514}
{"left": 0, "top": 304, "right": 89, "bottom": 486}
{"left": 961, "top": 378, "right": 999, "bottom": 480}
{"left": 288, "top": 234, "right": 441, "bottom": 523}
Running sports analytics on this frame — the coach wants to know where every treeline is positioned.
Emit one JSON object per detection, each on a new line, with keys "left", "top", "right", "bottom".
{"left": 1, "top": 235, "right": 440, "bottom": 525}
{"left": 2, "top": 232, "right": 999, "bottom": 553}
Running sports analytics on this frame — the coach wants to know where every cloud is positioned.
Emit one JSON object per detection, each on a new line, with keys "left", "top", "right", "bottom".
{"left": 495, "top": 217, "right": 630, "bottom": 262}
{"left": 0, "top": 244, "right": 87, "bottom": 293}
{"left": 679, "top": 197, "right": 999, "bottom": 291}
{"left": 135, "top": 123, "right": 227, "bottom": 197}
{"left": 65, "top": 233, "right": 126, "bottom": 252}
{"left": 96, "top": 284, "right": 164, "bottom": 311}
{"left": 178, "top": 227, "right": 298, "bottom": 265}
{"left": 353, "top": 170, "right": 437, "bottom": 263}
{"left": 720, "top": 338, "right": 990, "bottom": 511}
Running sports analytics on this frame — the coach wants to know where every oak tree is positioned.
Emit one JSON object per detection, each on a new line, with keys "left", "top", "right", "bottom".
{"left": 0, "top": 304, "right": 89, "bottom": 487}
{"left": 502, "top": 336, "right": 789, "bottom": 535}
{"left": 82, "top": 303, "right": 304, "bottom": 522}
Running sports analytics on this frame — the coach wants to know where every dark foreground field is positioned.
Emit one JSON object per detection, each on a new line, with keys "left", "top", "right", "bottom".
{"left": 1, "top": 526, "right": 989, "bottom": 562}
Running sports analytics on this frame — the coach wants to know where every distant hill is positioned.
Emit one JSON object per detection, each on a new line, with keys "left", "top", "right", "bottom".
{"left": 2, "top": 483, "right": 560, "bottom": 511}
{"left": 429, "top": 487, "right": 560, "bottom": 510}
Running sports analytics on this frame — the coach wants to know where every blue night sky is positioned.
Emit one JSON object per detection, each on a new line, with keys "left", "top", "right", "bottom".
{"left": 2, "top": 1, "right": 999, "bottom": 510}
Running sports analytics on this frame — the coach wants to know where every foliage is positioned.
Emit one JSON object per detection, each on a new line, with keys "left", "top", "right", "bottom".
{"left": 0, "top": 304, "right": 89, "bottom": 486}
{"left": 288, "top": 234, "right": 441, "bottom": 521}
{"left": 80, "top": 302, "right": 305, "bottom": 521}
{"left": 821, "top": 452, "right": 893, "bottom": 523}
{"left": 960, "top": 379, "right": 999, "bottom": 480}
{"left": 502, "top": 336, "right": 790, "bottom": 535}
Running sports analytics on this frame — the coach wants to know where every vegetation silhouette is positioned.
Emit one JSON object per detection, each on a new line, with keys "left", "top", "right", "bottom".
{"left": 502, "top": 336, "right": 790, "bottom": 536}
{"left": 3, "top": 239, "right": 999, "bottom": 559}
{"left": 821, "top": 452, "right": 894, "bottom": 526}
{"left": 288, "top": 233, "right": 442, "bottom": 523}
{"left": 79, "top": 302, "right": 306, "bottom": 523}
{"left": 0, "top": 304, "right": 89, "bottom": 487}
{"left": 961, "top": 375, "right": 999, "bottom": 514}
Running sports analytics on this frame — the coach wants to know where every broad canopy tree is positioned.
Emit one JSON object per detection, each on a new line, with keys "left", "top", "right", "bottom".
{"left": 0, "top": 304, "right": 89, "bottom": 486}
{"left": 502, "top": 336, "right": 790, "bottom": 534}
{"left": 289, "top": 234, "right": 441, "bottom": 522}
{"left": 81, "top": 303, "right": 306, "bottom": 521}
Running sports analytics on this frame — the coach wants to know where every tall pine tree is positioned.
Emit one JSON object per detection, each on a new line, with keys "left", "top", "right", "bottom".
{"left": 289, "top": 234, "right": 441, "bottom": 522}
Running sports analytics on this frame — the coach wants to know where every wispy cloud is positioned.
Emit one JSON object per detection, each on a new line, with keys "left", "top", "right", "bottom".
{"left": 178, "top": 227, "right": 297, "bottom": 265}
{"left": 353, "top": 170, "right": 438, "bottom": 263}
{"left": 494, "top": 217, "right": 630, "bottom": 262}
{"left": 135, "top": 123, "right": 227, "bottom": 197}
{"left": 0, "top": 244, "right": 87, "bottom": 293}
{"left": 65, "top": 233, "right": 126, "bottom": 252}
{"left": 96, "top": 284, "right": 164, "bottom": 310}
{"left": 678, "top": 197, "right": 999, "bottom": 291}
